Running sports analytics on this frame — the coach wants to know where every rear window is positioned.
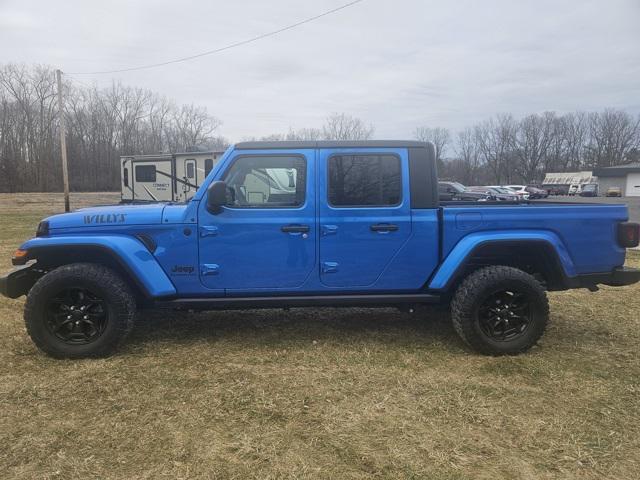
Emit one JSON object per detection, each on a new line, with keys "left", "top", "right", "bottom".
{"left": 135, "top": 165, "right": 156, "bottom": 182}
{"left": 328, "top": 154, "right": 401, "bottom": 207}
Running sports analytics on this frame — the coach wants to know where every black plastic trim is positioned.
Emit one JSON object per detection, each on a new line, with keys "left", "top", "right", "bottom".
{"left": 135, "top": 234, "right": 157, "bottom": 253}
{"left": 36, "top": 220, "right": 50, "bottom": 237}
{"left": 155, "top": 293, "right": 440, "bottom": 310}
{"left": 235, "top": 140, "right": 427, "bottom": 150}
{"left": 408, "top": 144, "right": 438, "bottom": 208}
{"left": 0, "top": 263, "right": 41, "bottom": 299}
{"left": 566, "top": 266, "right": 640, "bottom": 288}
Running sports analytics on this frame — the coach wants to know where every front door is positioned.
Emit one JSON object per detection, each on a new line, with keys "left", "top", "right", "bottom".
{"left": 198, "top": 150, "right": 316, "bottom": 291}
{"left": 318, "top": 148, "right": 412, "bottom": 288}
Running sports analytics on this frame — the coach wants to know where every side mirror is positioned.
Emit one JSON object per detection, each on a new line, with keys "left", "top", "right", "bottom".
{"left": 207, "top": 181, "right": 228, "bottom": 214}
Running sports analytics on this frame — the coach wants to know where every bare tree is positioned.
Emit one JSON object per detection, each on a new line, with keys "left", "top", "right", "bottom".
{"left": 322, "top": 113, "right": 374, "bottom": 140}
{"left": 586, "top": 109, "right": 640, "bottom": 168}
{"left": 453, "top": 127, "right": 482, "bottom": 185}
{"left": 475, "top": 114, "right": 517, "bottom": 184}
{"left": 512, "top": 112, "right": 555, "bottom": 182}
{"left": 286, "top": 127, "right": 323, "bottom": 141}
{"left": 0, "top": 63, "right": 224, "bottom": 192}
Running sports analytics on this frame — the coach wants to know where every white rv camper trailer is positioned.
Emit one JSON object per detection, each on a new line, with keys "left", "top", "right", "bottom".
{"left": 120, "top": 150, "right": 225, "bottom": 202}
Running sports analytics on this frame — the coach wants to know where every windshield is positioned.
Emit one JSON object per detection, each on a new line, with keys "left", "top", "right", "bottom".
{"left": 494, "top": 187, "right": 514, "bottom": 194}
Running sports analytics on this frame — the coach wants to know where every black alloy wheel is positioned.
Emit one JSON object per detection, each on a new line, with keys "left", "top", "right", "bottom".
{"left": 477, "top": 289, "right": 531, "bottom": 342}
{"left": 46, "top": 287, "right": 109, "bottom": 344}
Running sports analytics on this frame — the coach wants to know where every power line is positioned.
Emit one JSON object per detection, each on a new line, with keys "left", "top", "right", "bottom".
{"left": 67, "top": 0, "right": 365, "bottom": 75}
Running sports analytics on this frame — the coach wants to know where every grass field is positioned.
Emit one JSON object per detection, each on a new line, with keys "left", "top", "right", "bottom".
{"left": 1, "top": 192, "right": 639, "bottom": 479}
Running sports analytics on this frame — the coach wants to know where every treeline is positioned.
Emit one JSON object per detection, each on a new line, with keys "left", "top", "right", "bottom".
{"left": 0, "top": 64, "right": 226, "bottom": 192}
{"left": 1, "top": 63, "right": 639, "bottom": 192}
{"left": 415, "top": 111, "right": 640, "bottom": 185}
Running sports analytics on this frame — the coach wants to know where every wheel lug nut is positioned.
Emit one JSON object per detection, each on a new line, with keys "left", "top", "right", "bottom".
{"left": 83, "top": 315, "right": 88, "bottom": 320}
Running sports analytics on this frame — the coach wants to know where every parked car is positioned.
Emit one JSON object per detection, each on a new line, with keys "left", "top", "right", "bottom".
{"left": 568, "top": 184, "right": 582, "bottom": 195}
{"left": 580, "top": 184, "right": 599, "bottom": 197}
{"left": 503, "top": 185, "right": 531, "bottom": 200}
{"left": 543, "top": 185, "right": 568, "bottom": 196}
{"left": 467, "top": 186, "right": 519, "bottom": 201}
{"left": 2, "top": 140, "right": 640, "bottom": 359}
{"left": 525, "top": 185, "right": 548, "bottom": 199}
{"left": 606, "top": 186, "right": 623, "bottom": 197}
{"left": 438, "top": 181, "right": 491, "bottom": 201}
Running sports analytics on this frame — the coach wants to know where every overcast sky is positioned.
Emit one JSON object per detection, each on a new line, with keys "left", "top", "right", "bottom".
{"left": 1, "top": 0, "right": 639, "bottom": 141}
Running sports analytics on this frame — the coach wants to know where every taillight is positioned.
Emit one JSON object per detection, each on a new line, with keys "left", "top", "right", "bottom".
{"left": 618, "top": 222, "right": 640, "bottom": 248}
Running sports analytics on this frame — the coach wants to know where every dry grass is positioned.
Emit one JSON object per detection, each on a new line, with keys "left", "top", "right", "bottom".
{"left": 0, "top": 192, "right": 639, "bottom": 480}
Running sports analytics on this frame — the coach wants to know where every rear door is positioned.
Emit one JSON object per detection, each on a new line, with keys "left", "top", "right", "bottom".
{"left": 318, "top": 148, "right": 412, "bottom": 288}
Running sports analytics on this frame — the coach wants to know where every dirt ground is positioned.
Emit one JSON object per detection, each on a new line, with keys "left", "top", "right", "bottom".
{"left": 1, "top": 192, "right": 639, "bottom": 479}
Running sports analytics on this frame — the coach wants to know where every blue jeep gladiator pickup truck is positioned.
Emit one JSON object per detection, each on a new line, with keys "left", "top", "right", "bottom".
{"left": 2, "top": 140, "right": 640, "bottom": 358}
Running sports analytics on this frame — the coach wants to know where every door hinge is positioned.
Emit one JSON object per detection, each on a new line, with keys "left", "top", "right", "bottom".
{"left": 201, "top": 264, "right": 220, "bottom": 276}
{"left": 322, "top": 261, "right": 339, "bottom": 273}
{"left": 200, "top": 226, "right": 219, "bottom": 237}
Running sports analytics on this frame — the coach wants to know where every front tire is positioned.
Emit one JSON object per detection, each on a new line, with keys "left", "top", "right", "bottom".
{"left": 25, "top": 263, "right": 136, "bottom": 358}
{"left": 451, "top": 266, "right": 549, "bottom": 355}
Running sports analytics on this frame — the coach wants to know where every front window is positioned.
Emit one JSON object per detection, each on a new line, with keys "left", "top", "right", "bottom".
{"left": 223, "top": 155, "right": 306, "bottom": 208}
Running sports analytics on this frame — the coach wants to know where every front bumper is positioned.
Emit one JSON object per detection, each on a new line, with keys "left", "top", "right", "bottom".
{"left": 568, "top": 266, "right": 640, "bottom": 289}
{"left": 0, "top": 263, "right": 40, "bottom": 299}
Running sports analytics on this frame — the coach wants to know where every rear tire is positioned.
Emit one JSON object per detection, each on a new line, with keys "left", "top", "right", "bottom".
{"left": 451, "top": 266, "right": 549, "bottom": 355}
{"left": 25, "top": 263, "right": 136, "bottom": 358}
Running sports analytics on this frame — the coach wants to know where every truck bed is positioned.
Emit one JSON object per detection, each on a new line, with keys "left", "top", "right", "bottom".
{"left": 440, "top": 201, "right": 628, "bottom": 275}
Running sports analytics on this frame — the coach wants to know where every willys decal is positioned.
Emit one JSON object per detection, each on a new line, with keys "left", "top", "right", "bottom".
{"left": 83, "top": 213, "right": 127, "bottom": 224}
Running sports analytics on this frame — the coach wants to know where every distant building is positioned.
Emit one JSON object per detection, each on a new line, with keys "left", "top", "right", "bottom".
{"left": 542, "top": 171, "right": 595, "bottom": 194}
{"left": 593, "top": 163, "right": 640, "bottom": 197}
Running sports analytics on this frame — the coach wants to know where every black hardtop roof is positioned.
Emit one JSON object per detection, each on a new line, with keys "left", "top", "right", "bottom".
{"left": 234, "top": 140, "right": 428, "bottom": 150}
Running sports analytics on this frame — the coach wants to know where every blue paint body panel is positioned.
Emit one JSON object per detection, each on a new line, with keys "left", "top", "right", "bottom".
{"left": 46, "top": 203, "right": 166, "bottom": 229}
{"left": 11, "top": 143, "right": 633, "bottom": 301}
{"left": 438, "top": 204, "right": 627, "bottom": 280}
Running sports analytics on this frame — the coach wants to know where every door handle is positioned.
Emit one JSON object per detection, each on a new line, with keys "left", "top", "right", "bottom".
{"left": 370, "top": 223, "right": 398, "bottom": 232}
{"left": 281, "top": 224, "right": 310, "bottom": 233}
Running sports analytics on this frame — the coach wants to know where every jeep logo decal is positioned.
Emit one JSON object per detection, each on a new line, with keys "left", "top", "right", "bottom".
{"left": 83, "top": 213, "right": 126, "bottom": 224}
{"left": 171, "top": 265, "right": 195, "bottom": 275}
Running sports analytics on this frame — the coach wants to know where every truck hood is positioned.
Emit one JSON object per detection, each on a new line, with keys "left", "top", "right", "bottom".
{"left": 45, "top": 203, "right": 167, "bottom": 230}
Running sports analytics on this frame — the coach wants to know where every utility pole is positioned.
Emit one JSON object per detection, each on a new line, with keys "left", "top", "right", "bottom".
{"left": 56, "top": 69, "right": 70, "bottom": 212}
